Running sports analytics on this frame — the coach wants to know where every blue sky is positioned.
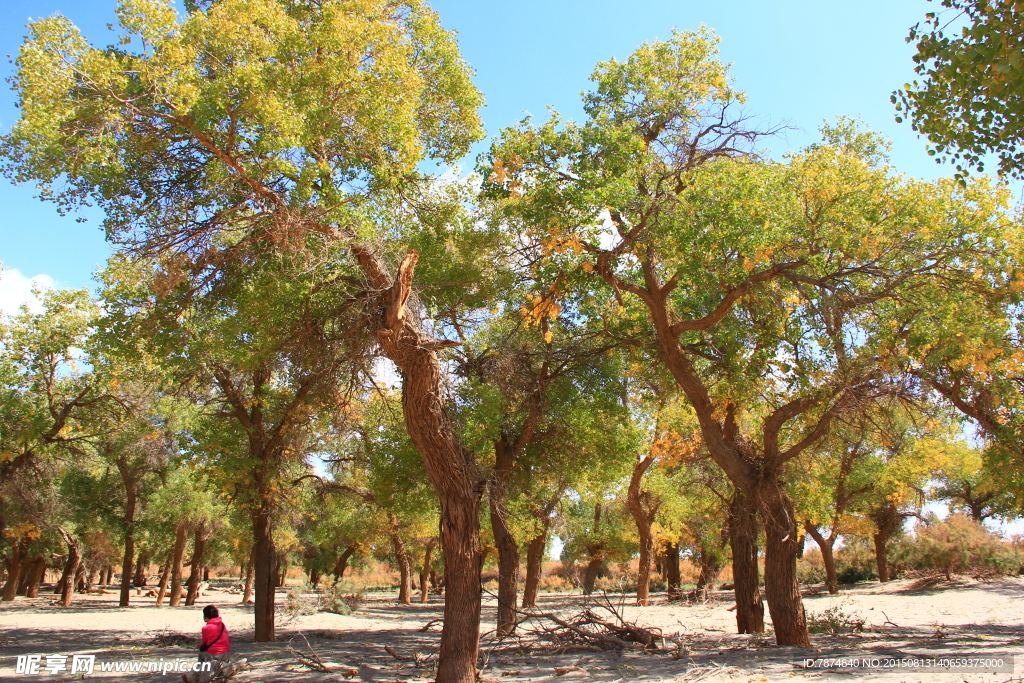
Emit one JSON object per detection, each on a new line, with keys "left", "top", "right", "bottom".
{"left": 0, "top": 0, "right": 982, "bottom": 302}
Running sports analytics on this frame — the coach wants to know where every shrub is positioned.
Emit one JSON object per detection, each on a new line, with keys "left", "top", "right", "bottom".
{"left": 807, "top": 605, "right": 865, "bottom": 634}
{"left": 901, "top": 515, "right": 1018, "bottom": 579}
{"left": 836, "top": 565, "right": 876, "bottom": 584}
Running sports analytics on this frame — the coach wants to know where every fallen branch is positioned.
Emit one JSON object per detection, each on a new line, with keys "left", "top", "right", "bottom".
{"left": 287, "top": 634, "right": 330, "bottom": 673}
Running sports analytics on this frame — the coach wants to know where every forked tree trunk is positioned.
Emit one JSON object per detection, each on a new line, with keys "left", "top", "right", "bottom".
{"left": 353, "top": 248, "right": 483, "bottom": 683}
{"left": 1, "top": 539, "right": 24, "bottom": 601}
{"left": 804, "top": 523, "right": 838, "bottom": 593}
{"left": 663, "top": 542, "right": 682, "bottom": 600}
{"left": 186, "top": 522, "right": 209, "bottom": 606}
{"left": 758, "top": 479, "right": 809, "bottom": 646}
{"left": 389, "top": 516, "right": 413, "bottom": 605}
{"left": 489, "top": 440, "right": 520, "bottom": 635}
{"left": 728, "top": 490, "right": 764, "bottom": 634}
{"left": 168, "top": 521, "right": 189, "bottom": 607}
{"left": 627, "top": 453, "right": 659, "bottom": 606}
{"left": 57, "top": 528, "right": 81, "bottom": 607}
{"left": 156, "top": 551, "right": 172, "bottom": 605}
{"left": 420, "top": 539, "right": 437, "bottom": 604}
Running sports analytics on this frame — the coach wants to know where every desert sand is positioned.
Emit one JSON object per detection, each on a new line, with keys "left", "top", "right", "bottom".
{"left": 1, "top": 577, "right": 1022, "bottom": 682}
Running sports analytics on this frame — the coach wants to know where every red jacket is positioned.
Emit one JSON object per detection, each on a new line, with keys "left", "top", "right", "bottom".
{"left": 201, "top": 617, "right": 230, "bottom": 655}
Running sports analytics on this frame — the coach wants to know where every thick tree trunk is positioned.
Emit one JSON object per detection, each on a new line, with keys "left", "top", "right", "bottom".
{"left": 252, "top": 504, "right": 276, "bottom": 641}
{"left": 420, "top": 539, "right": 436, "bottom": 604}
{"left": 804, "top": 523, "right": 838, "bottom": 593}
{"left": 25, "top": 556, "right": 46, "bottom": 598}
{"left": 758, "top": 480, "right": 809, "bottom": 647}
{"left": 664, "top": 542, "right": 682, "bottom": 600}
{"left": 156, "top": 551, "right": 172, "bottom": 606}
{"left": 57, "top": 528, "right": 81, "bottom": 607}
{"left": 627, "top": 454, "right": 658, "bottom": 606}
{"left": 354, "top": 247, "right": 483, "bottom": 683}
{"left": 186, "top": 522, "right": 209, "bottom": 606}
{"left": 728, "top": 490, "right": 764, "bottom": 634}
{"left": 389, "top": 516, "right": 413, "bottom": 605}
{"left": 2, "top": 539, "right": 24, "bottom": 601}
{"left": 168, "top": 521, "right": 189, "bottom": 607}
{"left": 522, "top": 531, "right": 547, "bottom": 608}
{"left": 489, "top": 440, "right": 520, "bottom": 635}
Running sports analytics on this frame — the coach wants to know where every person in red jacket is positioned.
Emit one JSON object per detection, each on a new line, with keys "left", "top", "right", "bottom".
{"left": 184, "top": 605, "right": 231, "bottom": 683}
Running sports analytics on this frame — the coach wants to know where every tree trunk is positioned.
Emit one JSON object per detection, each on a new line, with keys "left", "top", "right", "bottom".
{"left": 2, "top": 539, "right": 24, "bottom": 601}
{"left": 252, "top": 501, "right": 276, "bottom": 641}
{"left": 627, "top": 454, "right": 658, "bottom": 606}
{"left": 389, "top": 516, "right": 413, "bottom": 605}
{"left": 117, "top": 464, "right": 138, "bottom": 607}
{"left": 582, "top": 557, "right": 602, "bottom": 595}
{"left": 420, "top": 538, "right": 436, "bottom": 604}
{"left": 489, "top": 440, "right": 520, "bottom": 635}
{"left": 522, "top": 530, "right": 547, "bottom": 608}
{"left": 186, "top": 522, "right": 209, "bottom": 606}
{"left": 804, "top": 523, "right": 838, "bottom": 593}
{"left": 728, "top": 490, "right": 764, "bottom": 634}
{"left": 353, "top": 247, "right": 483, "bottom": 683}
{"left": 203, "top": 566, "right": 210, "bottom": 583}
{"left": 57, "top": 528, "right": 80, "bottom": 607}
{"left": 333, "top": 545, "right": 354, "bottom": 581}
{"left": 871, "top": 503, "right": 901, "bottom": 583}
{"left": 168, "top": 521, "right": 189, "bottom": 607}
{"left": 664, "top": 542, "right": 682, "bottom": 600}
{"left": 758, "top": 480, "right": 809, "bottom": 647}
{"left": 694, "top": 542, "right": 720, "bottom": 600}
{"left": 156, "top": 551, "right": 172, "bottom": 606}
{"left": 242, "top": 557, "right": 254, "bottom": 604}
{"left": 134, "top": 551, "right": 149, "bottom": 587}
{"left": 25, "top": 556, "right": 46, "bottom": 598}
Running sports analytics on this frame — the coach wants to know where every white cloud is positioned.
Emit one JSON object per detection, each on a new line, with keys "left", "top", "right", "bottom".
{"left": 0, "top": 267, "right": 55, "bottom": 315}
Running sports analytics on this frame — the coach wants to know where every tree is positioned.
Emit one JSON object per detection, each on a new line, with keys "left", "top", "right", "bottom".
{"left": 484, "top": 26, "right": 1017, "bottom": 643}
{"left": 2, "top": 2, "right": 490, "bottom": 676}
{"left": 897, "top": 0, "right": 1024, "bottom": 180}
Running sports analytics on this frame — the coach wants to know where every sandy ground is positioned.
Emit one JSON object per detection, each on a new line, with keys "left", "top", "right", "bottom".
{"left": 1, "top": 577, "right": 1022, "bottom": 682}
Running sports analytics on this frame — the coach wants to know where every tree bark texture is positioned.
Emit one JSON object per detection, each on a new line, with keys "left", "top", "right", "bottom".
{"left": 242, "top": 558, "right": 254, "bottom": 603}
{"left": 333, "top": 546, "right": 354, "bottom": 581}
{"left": 627, "top": 453, "right": 659, "bottom": 606}
{"left": 694, "top": 542, "right": 721, "bottom": 600}
{"left": 252, "top": 505, "right": 276, "bottom": 640}
{"left": 117, "top": 463, "right": 138, "bottom": 607}
{"left": 522, "top": 530, "right": 547, "bottom": 608}
{"left": 758, "top": 479, "right": 809, "bottom": 646}
{"left": 728, "top": 490, "right": 764, "bottom": 634}
{"left": 353, "top": 247, "right": 483, "bottom": 683}
{"left": 871, "top": 503, "right": 901, "bottom": 583}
